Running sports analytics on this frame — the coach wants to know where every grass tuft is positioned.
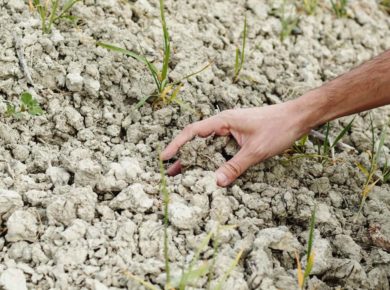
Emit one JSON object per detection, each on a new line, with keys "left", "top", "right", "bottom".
{"left": 286, "top": 118, "right": 355, "bottom": 163}
{"left": 233, "top": 16, "right": 247, "bottom": 83}
{"left": 330, "top": 0, "right": 348, "bottom": 18}
{"left": 279, "top": 0, "right": 299, "bottom": 42}
{"left": 302, "top": 0, "right": 318, "bottom": 15}
{"left": 97, "top": 0, "right": 211, "bottom": 109}
{"left": 29, "top": 0, "right": 80, "bottom": 34}
{"left": 380, "top": 0, "right": 390, "bottom": 13}
{"left": 356, "top": 115, "right": 390, "bottom": 215}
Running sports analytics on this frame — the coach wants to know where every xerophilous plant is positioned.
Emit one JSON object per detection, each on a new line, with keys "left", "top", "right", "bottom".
{"left": 97, "top": 0, "right": 211, "bottom": 109}
{"left": 29, "top": 0, "right": 81, "bottom": 33}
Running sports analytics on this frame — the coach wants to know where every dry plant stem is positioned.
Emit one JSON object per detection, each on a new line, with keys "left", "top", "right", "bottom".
{"left": 265, "top": 95, "right": 356, "bottom": 152}
{"left": 13, "top": 33, "right": 33, "bottom": 85}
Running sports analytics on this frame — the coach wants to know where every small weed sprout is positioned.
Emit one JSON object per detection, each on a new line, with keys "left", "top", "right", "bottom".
{"left": 296, "top": 208, "right": 316, "bottom": 290}
{"left": 97, "top": 0, "right": 211, "bottom": 109}
{"left": 29, "top": 0, "right": 80, "bottom": 34}
{"left": 302, "top": 0, "right": 318, "bottom": 15}
{"left": 279, "top": 0, "right": 299, "bottom": 42}
{"left": 233, "top": 16, "right": 247, "bottom": 83}
{"left": 5, "top": 92, "right": 44, "bottom": 118}
{"left": 123, "top": 157, "right": 243, "bottom": 289}
{"left": 286, "top": 118, "right": 355, "bottom": 163}
{"left": 317, "top": 117, "right": 355, "bottom": 162}
{"left": 380, "top": 0, "right": 390, "bottom": 13}
{"left": 330, "top": 0, "right": 348, "bottom": 18}
{"left": 356, "top": 117, "right": 389, "bottom": 215}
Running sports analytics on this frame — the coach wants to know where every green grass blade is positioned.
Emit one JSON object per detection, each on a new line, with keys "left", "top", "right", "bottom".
{"left": 304, "top": 208, "right": 316, "bottom": 278}
{"left": 174, "top": 61, "right": 213, "bottom": 84}
{"left": 234, "top": 48, "right": 240, "bottom": 76}
{"left": 96, "top": 42, "right": 152, "bottom": 68}
{"left": 323, "top": 122, "right": 331, "bottom": 156}
{"left": 207, "top": 227, "right": 220, "bottom": 290}
{"left": 179, "top": 232, "right": 213, "bottom": 290}
{"left": 213, "top": 249, "right": 243, "bottom": 290}
{"left": 240, "top": 15, "right": 247, "bottom": 69}
{"left": 134, "top": 95, "right": 152, "bottom": 109}
{"left": 97, "top": 42, "right": 161, "bottom": 91}
{"left": 159, "top": 0, "right": 170, "bottom": 82}
{"left": 331, "top": 117, "right": 355, "bottom": 149}
{"left": 179, "top": 263, "right": 209, "bottom": 289}
{"left": 123, "top": 271, "right": 158, "bottom": 290}
{"left": 375, "top": 124, "right": 387, "bottom": 164}
{"left": 58, "top": 0, "right": 80, "bottom": 19}
{"left": 47, "top": 0, "right": 59, "bottom": 32}
{"left": 159, "top": 157, "right": 171, "bottom": 287}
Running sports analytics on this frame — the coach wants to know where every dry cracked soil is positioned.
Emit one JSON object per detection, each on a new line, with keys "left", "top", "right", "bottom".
{"left": 0, "top": 0, "right": 390, "bottom": 289}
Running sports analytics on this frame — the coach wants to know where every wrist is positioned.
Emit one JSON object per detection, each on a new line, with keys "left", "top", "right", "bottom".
{"left": 292, "top": 88, "right": 333, "bottom": 131}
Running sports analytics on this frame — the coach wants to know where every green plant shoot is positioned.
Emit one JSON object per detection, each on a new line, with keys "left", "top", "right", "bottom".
{"left": 29, "top": 0, "right": 80, "bottom": 34}
{"left": 330, "top": 0, "right": 348, "bottom": 18}
{"left": 233, "top": 16, "right": 247, "bottom": 83}
{"left": 303, "top": 0, "right": 318, "bottom": 15}
{"left": 5, "top": 92, "right": 44, "bottom": 118}
{"left": 356, "top": 116, "right": 389, "bottom": 215}
{"left": 296, "top": 207, "right": 316, "bottom": 290}
{"left": 280, "top": 0, "right": 299, "bottom": 42}
{"left": 97, "top": 0, "right": 211, "bottom": 109}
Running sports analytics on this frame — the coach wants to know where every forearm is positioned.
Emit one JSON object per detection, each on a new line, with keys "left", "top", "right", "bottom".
{"left": 296, "top": 49, "right": 390, "bottom": 131}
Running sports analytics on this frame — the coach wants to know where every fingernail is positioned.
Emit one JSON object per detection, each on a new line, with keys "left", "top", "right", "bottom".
{"left": 216, "top": 172, "right": 228, "bottom": 186}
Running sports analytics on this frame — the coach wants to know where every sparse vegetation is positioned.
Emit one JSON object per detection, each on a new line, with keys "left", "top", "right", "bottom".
{"left": 302, "top": 0, "right": 318, "bottom": 15}
{"left": 97, "top": 0, "right": 211, "bottom": 109}
{"left": 316, "top": 118, "right": 355, "bottom": 162}
{"left": 123, "top": 157, "right": 243, "bottom": 290}
{"left": 380, "top": 0, "right": 390, "bottom": 13}
{"left": 330, "top": 0, "right": 348, "bottom": 18}
{"left": 29, "top": 0, "right": 80, "bottom": 34}
{"left": 356, "top": 116, "right": 390, "bottom": 215}
{"left": 4, "top": 92, "right": 44, "bottom": 118}
{"left": 279, "top": 0, "right": 299, "bottom": 42}
{"left": 295, "top": 208, "right": 316, "bottom": 290}
{"left": 286, "top": 118, "right": 355, "bottom": 163}
{"left": 233, "top": 16, "right": 247, "bottom": 83}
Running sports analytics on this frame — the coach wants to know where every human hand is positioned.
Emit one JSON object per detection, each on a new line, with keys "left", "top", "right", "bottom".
{"left": 160, "top": 100, "right": 310, "bottom": 186}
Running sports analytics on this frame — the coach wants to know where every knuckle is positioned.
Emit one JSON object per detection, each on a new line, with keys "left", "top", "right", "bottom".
{"left": 224, "top": 160, "right": 242, "bottom": 178}
{"left": 183, "top": 123, "right": 195, "bottom": 134}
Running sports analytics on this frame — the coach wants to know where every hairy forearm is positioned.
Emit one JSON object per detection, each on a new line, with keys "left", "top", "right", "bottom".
{"left": 296, "top": 49, "right": 390, "bottom": 131}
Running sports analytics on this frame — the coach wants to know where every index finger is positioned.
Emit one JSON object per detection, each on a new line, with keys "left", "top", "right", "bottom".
{"left": 160, "top": 116, "right": 228, "bottom": 160}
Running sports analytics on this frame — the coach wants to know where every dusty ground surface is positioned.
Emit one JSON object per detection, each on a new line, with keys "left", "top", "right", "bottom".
{"left": 0, "top": 0, "right": 390, "bottom": 289}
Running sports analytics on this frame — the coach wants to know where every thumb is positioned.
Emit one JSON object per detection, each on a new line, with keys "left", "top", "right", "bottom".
{"left": 215, "top": 149, "right": 253, "bottom": 187}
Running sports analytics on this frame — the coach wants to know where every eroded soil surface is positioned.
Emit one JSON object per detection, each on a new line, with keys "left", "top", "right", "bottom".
{"left": 0, "top": 0, "right": 390, "bottom": 289}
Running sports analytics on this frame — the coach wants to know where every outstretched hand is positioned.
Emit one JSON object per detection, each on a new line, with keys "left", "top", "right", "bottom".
{"left": 160, "top": 100, "right": 310, "bottom": 187}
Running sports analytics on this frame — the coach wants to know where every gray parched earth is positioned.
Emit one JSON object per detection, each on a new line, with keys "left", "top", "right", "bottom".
{"left": 0, "top": 0, "right": 390, "bottom": 289}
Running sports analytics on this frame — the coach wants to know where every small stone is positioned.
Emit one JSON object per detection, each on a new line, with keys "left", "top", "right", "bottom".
{"left": 74, "top": 159, "right": 102, "bottom": 187}
{"left": 0, "top": 268, "right": 28, "bottom": 290}
{"left": 60, "top": 219, "right": 87, "bottom": 242}
{"left": 169, "top": 201, "right": 202, "bottom": 230}
{"left": 46, "top": 166, "right": 70, "bottom": 187}
{"left": 6, "top": 210, "right": 38, "bottom": 242}
{"left": 333, "top": 234, "right": 362, "bottom": 262}
{"left": 84, "top": 77, "right": 100, "bottom": 97}
{"left": 0, "top": 189, "right": 23, "bottom": 222}
{"left": 66, "top": 72, "right": 84, "bottom": 92}
{"left": 109, "top": 183, "right": 153, "bottom": 213}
